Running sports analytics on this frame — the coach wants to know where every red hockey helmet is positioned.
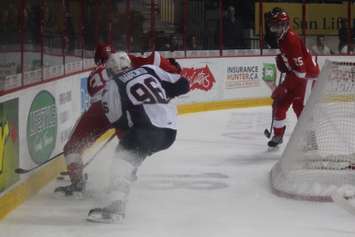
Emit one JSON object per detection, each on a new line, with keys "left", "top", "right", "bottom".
{"left": 94, "top": 43, "right": 116, "bottom": 65}
{"left": 269, "top": 10, "right": 290, "bottom": 38}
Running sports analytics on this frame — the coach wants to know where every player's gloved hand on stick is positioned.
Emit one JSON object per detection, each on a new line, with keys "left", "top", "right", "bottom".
{"left": 276, "top": 54, "right": 290, "bottom": 73}
{"left": 271, "top": 84, "right": 287, "bottom": 101}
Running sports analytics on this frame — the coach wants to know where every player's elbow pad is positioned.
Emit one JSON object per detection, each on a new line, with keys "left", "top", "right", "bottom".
{"left": 163, "top": 77, "right": 190, "bottom": 98}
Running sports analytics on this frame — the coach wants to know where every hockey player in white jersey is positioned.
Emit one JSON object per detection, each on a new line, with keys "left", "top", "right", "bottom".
{"left": 54, "top": 43, "right": 184, "bottom": 197}
{"left": 86, "top": 52, "right": 190, "bottom": 223}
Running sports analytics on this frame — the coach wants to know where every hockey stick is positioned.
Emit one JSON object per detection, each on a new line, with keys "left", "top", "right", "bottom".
{"left": 14, "top": 152, "right": 64, "bottom": 174}
{"left": 59, "top": 133, "right": 116, "bottom": 176}
{"left": 15, "top": 133, "right": 116, "bottom": 175}
{"left": 264, "top": 102, "right": 275, "bottom": 138}
{"left": 264, "top": 72, "right": 284, "bottom": 138}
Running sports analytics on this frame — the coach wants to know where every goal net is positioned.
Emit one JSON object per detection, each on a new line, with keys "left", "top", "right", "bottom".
{"left": 270, "top": 60, "right": 355, "bottom": 201}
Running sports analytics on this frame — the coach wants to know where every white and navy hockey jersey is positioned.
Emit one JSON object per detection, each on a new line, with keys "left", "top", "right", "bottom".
{"left": 101, "top": 65, "right": 189, "bottom": 130}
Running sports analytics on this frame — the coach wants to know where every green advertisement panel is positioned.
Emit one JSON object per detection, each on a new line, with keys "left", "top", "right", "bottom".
{"left": 27, "top": 91, "right": 57, "bottom": 164}
{"left": 0, "top": 98, "right": 19, "bottom": 193}
{"left": 262, "top": 63, "right": 277, "bottom": 90}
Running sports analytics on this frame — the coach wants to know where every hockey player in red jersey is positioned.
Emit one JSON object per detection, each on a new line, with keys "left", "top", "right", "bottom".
{"left": 129, "top": 51, "right": 181, "bottom": 74}
{"left": 54, "top": 43, "right": 117, "bottom": 196}
{"left": 267, "top": 9, "right": 320, "bottom": 148}
{"left": 86, "top": 52, "right": 189, "bottom": 223}
{"left": 55, "top": 44, "right": 185, "bottom": 197}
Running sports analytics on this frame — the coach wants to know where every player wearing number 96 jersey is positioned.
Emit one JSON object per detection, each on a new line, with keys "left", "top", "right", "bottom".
{"left": 86, "top": 52, "right": 189, "bottom": 223}
{"left": 55, "top": 44, "right": 185, "bottom": 199}
{"left": 88, "top": 51, "right": 182, "bottom": 103}
{"left": 267, "top": 9, "right": 320, "bottom": 148}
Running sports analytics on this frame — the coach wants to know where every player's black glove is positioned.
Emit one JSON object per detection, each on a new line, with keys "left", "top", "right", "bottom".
{"left": 162, "top": 77, "right": 190, "bottom": 99}
{"left": 168, "top": 58, "right": 182, "bottom": 73}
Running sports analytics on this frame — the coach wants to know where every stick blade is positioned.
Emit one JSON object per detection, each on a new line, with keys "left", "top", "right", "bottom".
{"left": 264, "top": 129, "right": 271, "bottom": 138}
{"left": 14, "top": 168, "right": 29, "bottom": 174}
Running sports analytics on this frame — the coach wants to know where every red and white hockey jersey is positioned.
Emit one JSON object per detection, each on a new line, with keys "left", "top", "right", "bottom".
{"left": 87, "top": 64, "right": 111, "bottom": 102}
{"left": 278, "top": 29, "right": 319, "bottom": 79}
{"left": 129, "top": 51, "right": 181, "bottom": 74}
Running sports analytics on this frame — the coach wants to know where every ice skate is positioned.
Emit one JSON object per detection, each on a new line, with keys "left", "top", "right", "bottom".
{"left": 267, "top": 135, "right": 283, "bottom": 151}
{"left": 54, "top": 156, "right": 87, "bottom": 198}
{"left": 56, "top": 172, "right": 87, "bottom": 182}
{"left": 54, "top": 180, "right": 86, "bottom": 199}
{"left": 87, "top": 200, "right": 126, "bottom": 223}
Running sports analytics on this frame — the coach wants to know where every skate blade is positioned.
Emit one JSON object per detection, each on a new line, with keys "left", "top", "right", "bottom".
{"left": 86, "top": 214, "right": 124, "bottom": 224}
{"left": 56, "top": 172, "right": 88, "bottom": 182}
{"left": 53, "top": 190, "right": 86, "bottom": 200}
{"left": 267, "top": 146, "right": 280, "bottom": 152}
{"left": 56, "top": 175, "right": 71, "bottom": 182}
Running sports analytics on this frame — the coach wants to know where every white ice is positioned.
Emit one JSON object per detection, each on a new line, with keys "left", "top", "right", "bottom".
{"left": 1, "top": 106, "right": 355, "bottom": 237}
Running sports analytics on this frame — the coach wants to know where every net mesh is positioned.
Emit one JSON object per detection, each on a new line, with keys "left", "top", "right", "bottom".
{"left": 270, "top": 60, "right": 355, "bottom": 201}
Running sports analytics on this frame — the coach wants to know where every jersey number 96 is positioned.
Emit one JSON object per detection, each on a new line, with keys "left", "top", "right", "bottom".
{"left": 129, "top": 76, "right": 168, "bottom": 104}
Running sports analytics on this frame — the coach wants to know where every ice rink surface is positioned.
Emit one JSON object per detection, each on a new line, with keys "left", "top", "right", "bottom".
{"left": 1, "top": 106, "right": 355, "bottom": 237}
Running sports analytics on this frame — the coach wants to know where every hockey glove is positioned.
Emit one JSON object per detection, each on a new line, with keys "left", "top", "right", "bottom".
{"left": 271, "top": 84, "right": 287, "bottom": 101}
{"left": 162, "top": 77, "right": 190, "bottom": 99}
{"left": 168, "top": 58, "right": 182, "bottom": 73}
{"left": 276, "top": 54, "right": 290, "bottom": 73}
